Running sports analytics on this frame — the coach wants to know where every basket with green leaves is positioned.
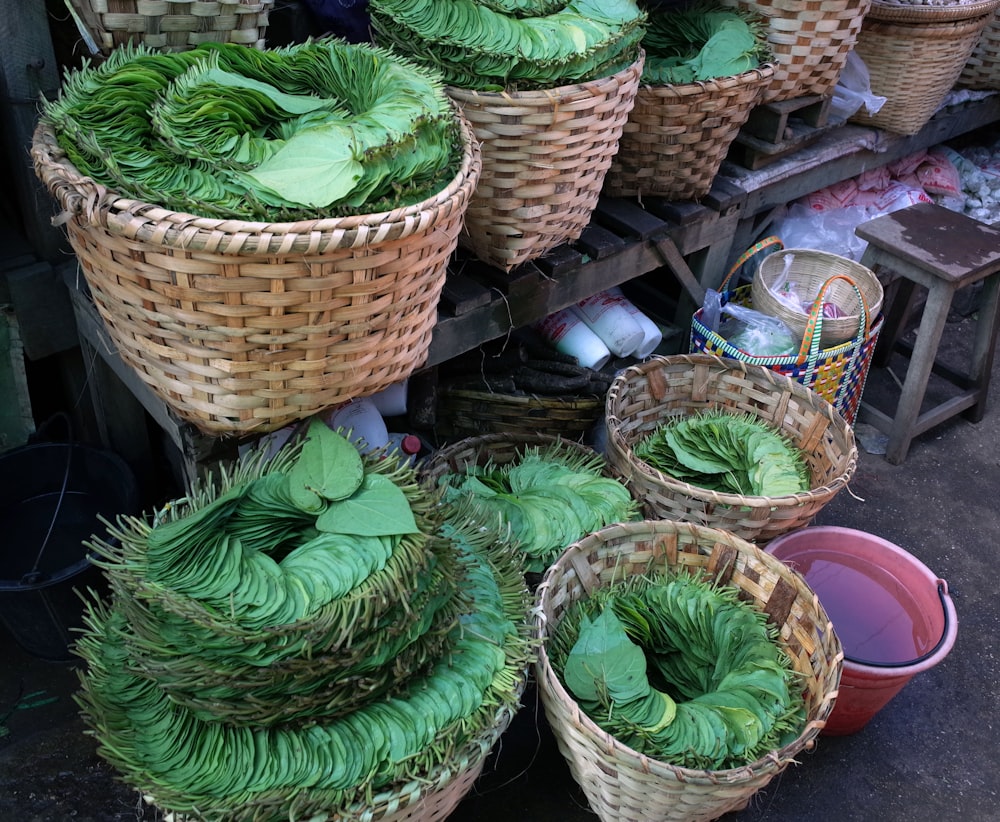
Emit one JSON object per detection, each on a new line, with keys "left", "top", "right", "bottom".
{"left": 605, "top": 354, "right": 857, "bottom": 544}
{"left": 369, "top": 0, "right": 645, "bottom": 271}
{"left": 603, "top": 2, "right": 775, "bottom": 201}
{"left": 32, "top": 38, "right": 480, "bottom": 434}
{"left": 74, "top": 420, "right": 534, "bottom": 821}
{"left": 534, "top": 519, "right": 843, "bottom": 822}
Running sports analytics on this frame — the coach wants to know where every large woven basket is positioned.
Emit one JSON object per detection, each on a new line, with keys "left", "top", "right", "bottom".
{"left": 534, "top": 519, "right": 843, "bottom": 822}
{"left": 31, "top": 115, "right": 480, "bottom": 435}
{"left": 602, "top": 63, "right": 774, "bottom": 201}
{"left": 720, "top": 0, "right": 872, "bottom": 103}
{"left": 605, "top": 354, "right": 858, "bottom": 544}
{"left": 752, "top": 248, "right": 884, "bottom": 347}
{"left": 959, "top": 6, "right": 1000, "bottom": 89}
{"left": 446, "top": 55, "right": 643, "bottom": 273}
{"left": 850, "top": 0, "right": 1000, "bottom": 135}
{"left": 67, "top": 0, "right": 274, "bottom": 55}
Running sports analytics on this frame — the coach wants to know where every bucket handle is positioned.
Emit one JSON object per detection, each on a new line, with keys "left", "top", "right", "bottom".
{"left": 23, "top": 411, "right": 75, "bottom": 586}
{"left": 845, "top": 580, "right": 952, "bottom": 669}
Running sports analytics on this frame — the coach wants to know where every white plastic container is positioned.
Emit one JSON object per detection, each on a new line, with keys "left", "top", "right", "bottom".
{"left": 367, "top": 379, "right": 409, "bottom": 417}
{"left": 574, "top": 292, "right": 645, "bottom": 357}
{"left": 325, "top": 398, "right": 389, "bottom": 453}
{"left": 606, "top": 286, "right": 663, "bottom": 358}
{"left": 534, "top": 308, "right": 612, "bottom": 370}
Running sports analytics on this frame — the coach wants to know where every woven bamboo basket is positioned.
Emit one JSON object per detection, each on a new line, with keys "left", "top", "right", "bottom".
{"left": 31, "top": 115, "right": 481, "bottom": 435}
{"left": 959, "top": 6, "right": 1000, "bottom": 89}
{"left": 446, "top": 55, "right": 643, "bottom": 273}
{"left": 434, "top": 384, "right": 604, "bottom": 442}
{"left": 752, "top": 248, "right": 884, "bottom": 347}
{"left": 534, "top": 519, "right": 843, "bottom": 822}
{"left": 849, "top": 0, "right": 1000, "bottom": 135}
{"left": 720, "top": 0, "right": 872, "bottom": 103}
{"left": 603, "top": 63, "right": 775, "bottom": 201}
{"left": 67, "top": 0, "right": 274, "bottom": 55}
{"left": 605, "top": 354, "right": 857, "bottom": 544}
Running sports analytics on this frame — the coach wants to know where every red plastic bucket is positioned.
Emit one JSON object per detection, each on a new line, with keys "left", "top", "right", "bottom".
{"left": 766, "top": 525, "right": 958, "bottom": 735}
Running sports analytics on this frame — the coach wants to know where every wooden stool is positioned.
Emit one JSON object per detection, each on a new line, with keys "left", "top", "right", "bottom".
{"left": 854, "top": 202, "right": 1000, "bottom": 464}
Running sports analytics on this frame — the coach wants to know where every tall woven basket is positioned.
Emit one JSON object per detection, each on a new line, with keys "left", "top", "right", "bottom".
{"left": 534, "top": 519, "right": 843, "bottom": 822}
{"left": 605, "top": 354, "right": 858, "bottom": 544}
{"left": 603, "top": 63, "right": 774, "bottom": 201}
{"left": 67, "top": 0, "right": 274, "bottom": 54}
{"left": 959, "top": 6, "right": 1000, "bottom": 89}
{"left": 446, "top": 55, "right": 642, "bottom": 273}
{"left": 720, "top": 0, "right": 872, "bottom": 103}
{"left": 849, "top": 0, "right": 1000, "bottom": 135}
{"left": 31, "top": 115, "right": 481, "bottom": 435}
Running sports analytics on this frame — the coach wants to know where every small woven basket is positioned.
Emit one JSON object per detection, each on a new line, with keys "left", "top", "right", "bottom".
{"left": 67, "top": 0, "right": 274, "bottom": 55}
{"left": 603, "top": 63, "right": 774, "bottom": 201}
{"left": 849, "top": 0, "right": 1000, "bottom": 135}
{"left": 720, "top": 0, "right": 872, "bottom": 103}
{"left": 534, "top": 519, "right": 843, "bottom": 822}
{"left": 446, "top": 55, "right": 643, "bottom": 272}
{"left": 752, "top": 248, "right": 884, "bottom": 347}
{"left": 434, "top": 384, "right": 604, "bottom": 442}
{"left": 959, "top": 6, "right": 1000, "bottom": 89}
{"left": 31, "top": 114, "right": 480, "bottom": 435}
{"left": 605, "top": 354, "right": 858, "bottom": 544}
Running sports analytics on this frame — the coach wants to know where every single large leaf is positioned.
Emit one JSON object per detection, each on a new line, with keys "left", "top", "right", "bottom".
{"left": 287, "top": 419, "right": 364, "bottom": 511}
{"left": 316, "top": 473, "right": 419, "bottom": 536}
{"left": 563, "top": 606, "right": 651, "bottom": 705}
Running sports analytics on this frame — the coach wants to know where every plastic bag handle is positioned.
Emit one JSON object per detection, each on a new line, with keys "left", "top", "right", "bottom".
{"left": 797, "top": 273, "right": 872, "bottom": 360}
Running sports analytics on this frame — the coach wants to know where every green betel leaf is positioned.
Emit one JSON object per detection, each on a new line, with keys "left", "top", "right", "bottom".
{"left": 316, "top": 473, "right": 419, "bottom": 536}
{"left": 288, "top": 419, "right": 365, "bottom": 511}
{"left": 245, "top": 123, "right": 363, "bottom": 207}
{"left": 564, "top": 606, "right": 651, "bottom": 705}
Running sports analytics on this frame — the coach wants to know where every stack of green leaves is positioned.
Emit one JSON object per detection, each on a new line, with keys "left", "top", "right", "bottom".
{"left": 633, "top": 409, "right": 810, "bottom": 497}
{"left": 368, "top": 0, "right": 647, "bottom": 90}
{"left": 75, "top": 420, "right": 534, "bottom": 820}
{"left": 41, "top": 39, "right": 464, "bottom": 220}
{"left": 436, "top": 443, "right": 639, "bottom": 573}
{"left": 550, "top": 573, "right": 805, "bottom": 771}
{"left": 640, "top": 2, "right": 770, "bottom": 85}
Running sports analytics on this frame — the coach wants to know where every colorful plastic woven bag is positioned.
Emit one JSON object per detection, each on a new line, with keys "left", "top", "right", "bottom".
{"left": 690, "top": 242, "right": 883, "bottom": 425}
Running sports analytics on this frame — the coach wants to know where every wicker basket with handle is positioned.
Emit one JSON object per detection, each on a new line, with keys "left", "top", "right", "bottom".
{"left": 31, "top": 113, "right": 481, "bottom": 435}
{"left": 534, "top": 518, "right": 843, "bottom": 822}
{"left": 605, "top": 354, "right": 858, "bottom": 544}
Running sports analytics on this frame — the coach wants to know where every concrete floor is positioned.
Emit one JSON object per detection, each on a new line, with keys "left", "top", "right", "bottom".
{"left": 1, "top": 311, "right": 998, "bottom": 822}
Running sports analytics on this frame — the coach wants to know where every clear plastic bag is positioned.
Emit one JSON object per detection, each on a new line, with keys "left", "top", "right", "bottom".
{"left": 717, "top": 303, "right": 799, "bottom": 356}
{"left": 830, "top": 51, "right": 887, "bottom": 122}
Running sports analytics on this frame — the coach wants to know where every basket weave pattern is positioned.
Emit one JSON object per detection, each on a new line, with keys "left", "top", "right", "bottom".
{"left": 534, "top": 519, "right": 843, "bottom": 822}
{"left": 752, "top": 248, "right": 884, "bottom": 347}
{"left": 605, "top": 354, "right": 857, "bottom": 544}
{"left": 721, "top": 0, "right": 872, "bottom": 103}
{"left": 959, "top": 7, "right": 1000, "bottom": 89}
{"left": 32, "top": 116, "right": 481, "bottom": 435}
{"left": 69, "top": 0, "right": 274, "bottom": 54}
{"left": 850, "top": 0, "right": 1000, "bottom": 135}
{"left": 446, "top": 56, "right": 642, "bottom": 272}
{"left": 603, "top": 64, "right": 774, "bottom": 201}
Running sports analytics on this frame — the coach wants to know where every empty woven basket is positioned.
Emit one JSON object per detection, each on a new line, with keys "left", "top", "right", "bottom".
{"left": 31, "top": 114, "right": 481, "bottom": 435}
{"left": 534, "top": 519, "right": 843, "bottom": 822}
{"left": 603, "top": 63, "right": 774, "bottom": 201}
{"left": 959, "top": 6, "right": 1000, "bottom": 90}
{"left": 447, "top": 55, "right": 642, "bottom": 272}
{"left": 605, "top": 354, "right": 858, "bottom": 544}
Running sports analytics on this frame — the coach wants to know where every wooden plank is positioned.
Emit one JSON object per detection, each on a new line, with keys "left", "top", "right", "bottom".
{"left": 438, "top": 271, "right": 492, "bottom": 316}
{"left": 574, "top": 223, "right": 627, "bottom": 259}
{"left": 535, "top": 244, "right": 585, "bottom": 276}
{"left": 741, "top": 94, "right": 831, "bottom": 143}
{"left": 6, "top": 260, "right": 79, "bottom": 359}
{"left": 592, "top": 197, "right": 668, "bottom": 241}
{"left": 646, "top": 198, "right": 712, "bottom": 227}
{"left": 0, "top": 307, "right": 35, "bottom": 451}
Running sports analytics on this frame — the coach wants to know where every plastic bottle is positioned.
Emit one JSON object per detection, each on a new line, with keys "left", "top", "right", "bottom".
{"left": 606, "top": 286, "right": 664, "bottom": 358}
{"left": 533, "top": 307, "right": 612, "bottom": 370}
{"left": 573, "top": 291, "right": 645, "bottom": 357}
{"left": 325, "top": 397, "right": 389, "bottom": 453}
{"left": 367, "top": 379, "right": 409, "bottom": 417}
{"left": 385, "top": 432, "right": 424, "bottom": 467}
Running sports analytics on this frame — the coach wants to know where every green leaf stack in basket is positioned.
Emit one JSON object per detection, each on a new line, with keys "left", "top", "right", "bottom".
{"left": 73, "top": 420, "right": 534, "bottom": 821}
{"left": 40, "top": 38, "right": 465, "bottom": 221}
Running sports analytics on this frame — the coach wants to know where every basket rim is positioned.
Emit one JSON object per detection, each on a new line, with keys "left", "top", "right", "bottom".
{"left": 605, "top": 354, "right": 858, "bottom": 508}
{"left": 533, "top": 519, "right": 842, "bottom": 781}
{"left": 31, "top": 105, "right": 481, "bottom": 255}
{"left": 868, "top": 0, "right": 1000, "bottom": 23}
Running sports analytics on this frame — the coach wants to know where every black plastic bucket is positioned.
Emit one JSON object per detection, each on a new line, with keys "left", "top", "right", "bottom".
{"left": 0, "top": 441, "right": 139, "bottom": 662}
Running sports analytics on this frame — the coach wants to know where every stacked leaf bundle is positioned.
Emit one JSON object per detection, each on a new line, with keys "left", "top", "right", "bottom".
{"left": 41, "top": 38, "right": 465, "bottom": 221}
{"left": 548, "top": 572, "right": 805, "bottom": 771}
{"left": 74, "top": 420, "right": 534, "bottom": 821}
{"left": 368, "top": 0, "right": 646, "bottom": 90}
